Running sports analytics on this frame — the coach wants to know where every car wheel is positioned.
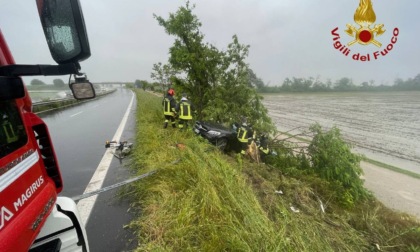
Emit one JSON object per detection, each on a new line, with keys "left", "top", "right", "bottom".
{"left": 215, "top": 138, "right": 228, "bottom": 151}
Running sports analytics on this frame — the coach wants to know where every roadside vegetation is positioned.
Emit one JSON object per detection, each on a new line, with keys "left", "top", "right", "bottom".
{"left": 128, "top": 90, "right": 420, "bottom": 251}
{"left": 148, "top": 2, "right": 274, "bottom": 133}
{"left": 275, "top": 129, "right": 420, "bottom": 181}
{"left": 126, "top": 2, "right": 419, "bottom": 251}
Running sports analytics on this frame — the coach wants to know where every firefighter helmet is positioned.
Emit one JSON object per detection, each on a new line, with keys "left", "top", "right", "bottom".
{"left": 168, "top": 88, "right": 175, "bottom": 96}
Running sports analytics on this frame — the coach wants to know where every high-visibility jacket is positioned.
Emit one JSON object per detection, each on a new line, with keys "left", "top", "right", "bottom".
{"left": 258, "top": 135, "right": 270, "bottom": 154}
{"left": 237, "top": 125, "right": 252, "bottom": 143}
{"left": 2, "top": 121, "right": 18, "bottom": 143}
{"left": 176, "top": 100, "right": 194, "bottom": 120}
{"left": 162, "top": 95, "right": 176, "bottom": 116}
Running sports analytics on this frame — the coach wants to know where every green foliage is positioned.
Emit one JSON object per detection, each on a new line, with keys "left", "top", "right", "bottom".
{"left": 134, "top": 80, "right": 151, "bottom": 90}
{"left": 334, "top": 77, "right": 355, "bottom": 91}
{"left": 307, "top": 123, "right": 370, "bottom": 207}
{"left": 150, "top": 62, "right": 177, "bottom": 91}
{"left": 393, "top": 74, "right": 420, "bottom": 91}
{"left": 198, "top": 35, "right": 273, "bottom": 132}
{"left": 154, "top": 3, "right": 219, "bottom": 118}
{"left": 30, "top": 79, "right": 46, "bottom": 85}
{"left": 248, "top": 68, "right": 265, "bottom": 90}
{"left": 140, "top": 80, "right": 148, "bottom": 91}
{"left": 154, "top": 2, "right": 274, "bottom": 134}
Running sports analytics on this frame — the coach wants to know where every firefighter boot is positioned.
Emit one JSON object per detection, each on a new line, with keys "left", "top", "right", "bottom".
{"left": 163, "top": 122, "right": 168, "bottom": 128}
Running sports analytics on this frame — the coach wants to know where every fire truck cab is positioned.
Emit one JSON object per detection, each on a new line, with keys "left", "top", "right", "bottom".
{"left": 1, "top": 0, "right": 94, "bottom": 251}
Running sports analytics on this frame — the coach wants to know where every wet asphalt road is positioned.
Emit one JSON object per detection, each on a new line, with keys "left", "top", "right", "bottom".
{"left": 39, "top": 88, "right": 138, "bottom": 251}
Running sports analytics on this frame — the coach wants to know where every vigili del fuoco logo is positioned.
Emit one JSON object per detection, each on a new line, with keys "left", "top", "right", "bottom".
{"left": 331, "top": 0, "right": 399, "bottom": 61}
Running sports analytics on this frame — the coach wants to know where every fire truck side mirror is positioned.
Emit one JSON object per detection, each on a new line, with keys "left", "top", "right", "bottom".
{"left": 0, "top": 77, "right": 25, "bottom": 100}
{"left": 69, "top": 73, "right": 95, "bottom": 100}
{"left": 37, "top": 0, "right": 91, "bottom": 64}
{"left": 70, "top": 83, "right": 95, "bottom": 100}
{"left": 70, "top": 82, "right": 95, "bottom": 100}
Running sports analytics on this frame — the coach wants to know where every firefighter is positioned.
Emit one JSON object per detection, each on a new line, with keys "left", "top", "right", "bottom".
{"left": 237, "top": 118, "right": 254, "bottom": 155}
{"left": 175, "top": 93, "right": 195, "bottom": 130}
{"left": 258, "top": 133, "right": 270, "bottom": 161}
{"left": 162, "top": 88, "right": 177, "bottom": 128}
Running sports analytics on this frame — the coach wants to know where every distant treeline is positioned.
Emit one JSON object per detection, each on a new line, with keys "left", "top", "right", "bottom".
{"left": 257, "top": 74, "right": 420, "bottom": 93}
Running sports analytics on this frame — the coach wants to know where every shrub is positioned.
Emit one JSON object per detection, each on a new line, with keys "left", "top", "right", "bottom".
{"left": 307, "top": 123, "right": 370, "bottom": 207}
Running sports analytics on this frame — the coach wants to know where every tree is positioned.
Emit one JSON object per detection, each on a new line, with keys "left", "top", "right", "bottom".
{"left": 150, "top": 62, "right": 177, "bottom": 93}
{"left": 334, "top": 77, "right": 355, "bottom": 91}
{"left": 154, "top": 3, "right": 221, "bottom": 117}
{"left": 413, "top": 74, "right": 420, "bottom": 89}
{"left": 53, "top": 78, "right": 65, "bottom": 87}
{"left": 31, "top": 79, "right": 46, "bottom": 86}
{"left": 212, "top": 35, "right": 273, "bottom": 132}
{"left": 290, "top": 77, "right": 311, "bottom": 91}
{"left": 281, "top": 78, "right": 292, "bottom": 92}
{"left": 392, "top": 74, "right": 420, "bottom": 91}
{"left": 154, "top": 2, "right": 274, "bottom": 133}
{"left": 151, "top": 82, "right": 162, "bottom": 92}
{"left": 248, "top": 68, "right": 265, "bottom": 90}
{"left": 134, "top": 79, "right": 141, "bottom": 89}
{"left": 140, "top": 80, "right": 149, "bottom": 91}
{"left": 312, "top": 77, "right": 329, "bottom": 92}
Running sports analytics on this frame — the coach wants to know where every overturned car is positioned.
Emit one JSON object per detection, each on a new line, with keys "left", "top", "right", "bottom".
{"left": 194, "top": 121, "right": 240, "bottom": 152}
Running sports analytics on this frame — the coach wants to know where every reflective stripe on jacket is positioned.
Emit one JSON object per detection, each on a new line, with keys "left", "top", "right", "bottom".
{"left": 178, "top": 101, "right": 192, "bottom": 120}
{"left": 259, "top": 135, "right": 269, "bottom": 154}
{"left": 259, "top": 146, "right": 270, "bottom": 154}
{"left": 237, "top": 126, "right": 249, "bottom": 143}
{"left": 163, "top": 96, "right": 176, "bottom": 116}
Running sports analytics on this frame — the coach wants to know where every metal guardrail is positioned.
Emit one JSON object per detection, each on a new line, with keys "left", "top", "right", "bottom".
{"left": 33, "top": 97, "right": 74, "bottom": 106}
{"left": 33, "top": 89, "right": 116, "bottom": 113}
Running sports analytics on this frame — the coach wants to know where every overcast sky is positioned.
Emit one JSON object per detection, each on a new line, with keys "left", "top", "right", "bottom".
{"left": 1, "top": 0, "right": 419, "bottom": 86}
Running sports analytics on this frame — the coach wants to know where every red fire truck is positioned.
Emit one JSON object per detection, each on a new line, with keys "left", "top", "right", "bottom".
{"left": 1, "top": 0, "right": 94, "bottom": 251}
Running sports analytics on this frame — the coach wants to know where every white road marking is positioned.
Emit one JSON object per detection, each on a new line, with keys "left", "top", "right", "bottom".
{"left": 76, "top": 91, "right": 135, "bottom": 226}
{"left": 70, "top": 111, "right": 83, "bottom": 117}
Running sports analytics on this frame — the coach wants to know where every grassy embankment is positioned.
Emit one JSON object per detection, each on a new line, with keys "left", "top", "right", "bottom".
{"left": 127, "top": 90, "right": 420, "bottom": 251}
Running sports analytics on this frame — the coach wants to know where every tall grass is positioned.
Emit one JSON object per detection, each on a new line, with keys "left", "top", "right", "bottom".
{"left": 129, "top": 91, "right": 281, "bottom": 250}
{"left": 128, "top": 90, "right": 420, "bottom": 251}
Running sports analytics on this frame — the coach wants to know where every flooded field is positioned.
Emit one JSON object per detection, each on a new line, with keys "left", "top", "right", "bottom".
{"left": 262, "top": 91, "right": 420, "bottom": 174}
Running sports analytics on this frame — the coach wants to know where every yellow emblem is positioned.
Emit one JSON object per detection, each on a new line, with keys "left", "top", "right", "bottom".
{"left": 345, "top": 0, "right": 386, "bottom": 47}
